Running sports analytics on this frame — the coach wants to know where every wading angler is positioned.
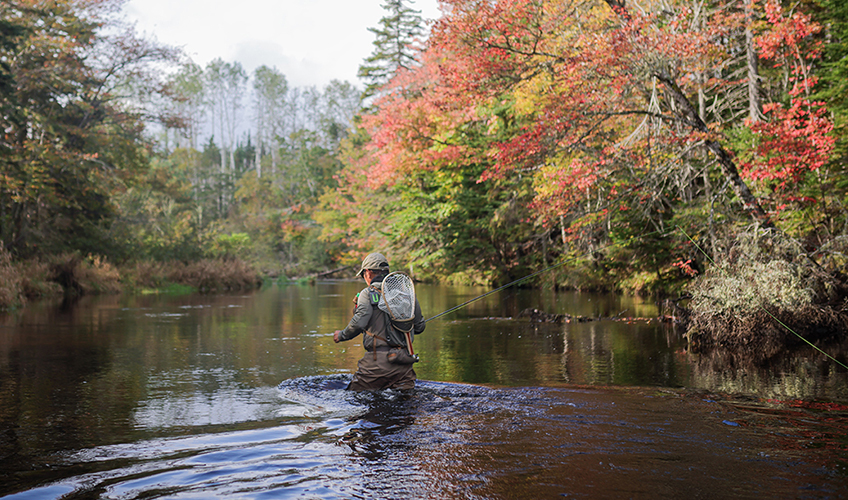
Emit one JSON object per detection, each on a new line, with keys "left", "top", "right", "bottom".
{"left": 333, "top": 252, "right": 425, "bottom": 391}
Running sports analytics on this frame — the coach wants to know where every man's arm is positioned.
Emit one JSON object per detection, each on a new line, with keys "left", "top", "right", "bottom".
{"left": 334, "top": 291, "right": 373, "bottom": 343}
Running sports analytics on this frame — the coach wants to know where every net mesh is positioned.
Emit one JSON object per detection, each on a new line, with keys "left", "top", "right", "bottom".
{"left": 378, "top": 272, "right": 416, "bottom": 321}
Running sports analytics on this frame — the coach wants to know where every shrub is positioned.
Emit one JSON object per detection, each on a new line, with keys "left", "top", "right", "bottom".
{"left": 690, "top": 258, "right": 813, "bottom": 316}
{"left": 48, "top": 253, "right": 122, "bottom": 296}
{"left": 169, "top": 258, "right": 261, "bottom": 291}
{"left": 121, "top": 258, "right": 261, "bottom": 293}
{"left": 76, "top": 254, "right": 122, "bottom": 294}
{"left": 18, "top": 259, "right": 62, "bottom": 298}
{"left": 121, "top": 261, "right": 171, "bottom": 290}
{"left": 685, "top": 227, "right": 848, "bottom": 357}
{"left": 208, "top": 233, "right": 251, "bottom": 259}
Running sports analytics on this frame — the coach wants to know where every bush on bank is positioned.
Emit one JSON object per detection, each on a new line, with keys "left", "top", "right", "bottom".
{"left": 0, "top": 250, "right": 116, "bottom": 309}
{"left": 0, "top": 248, "right": 24, "bottom": 310}
{"left": 684, "top": 228, "right": 848, "bottom": 359}
{"left": 122, "top": 259, "right": 262, "bottom": 293}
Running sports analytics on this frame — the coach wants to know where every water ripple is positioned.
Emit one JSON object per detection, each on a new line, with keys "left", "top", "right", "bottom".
{"left": 2, "top": 378, "right": 845, "bottom": 499}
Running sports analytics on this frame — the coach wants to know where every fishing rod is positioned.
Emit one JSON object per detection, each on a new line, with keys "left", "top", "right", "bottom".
{"left": 424, "top": 229, "right": 666, "bottom": 323}
{"left": 676, "top": 225, "right": 848, "bottom": 371}
{"left": 424, "top": 259, "right": 567, "bottom": 323}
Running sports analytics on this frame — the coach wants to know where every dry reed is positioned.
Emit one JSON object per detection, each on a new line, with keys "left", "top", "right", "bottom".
{"left": 124, "top": 258, "right": 261, "bottom": 292}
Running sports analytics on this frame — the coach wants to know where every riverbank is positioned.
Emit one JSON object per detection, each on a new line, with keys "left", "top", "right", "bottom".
{"left": 684, "top": 305, "right": 848, "bottom": 361}
{"left": 0, "top": 251, "right": 263, "bottom": 310}
{"left": 680, "top": 229, "right": 848, "bottom": 361}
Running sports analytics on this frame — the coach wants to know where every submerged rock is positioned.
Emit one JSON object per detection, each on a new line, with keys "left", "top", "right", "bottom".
{"left": 517, "top": 307, "right": 673, "bottom": 324}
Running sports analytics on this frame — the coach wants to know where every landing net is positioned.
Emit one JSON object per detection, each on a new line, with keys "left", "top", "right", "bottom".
{"left": 378, "top": 272, "right": 415, "bottom": 321}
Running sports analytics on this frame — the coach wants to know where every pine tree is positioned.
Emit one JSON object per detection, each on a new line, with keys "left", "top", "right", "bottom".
{"left": 357, "top": 0, "right": 427, "bottom": 99}
{"left": 814, "top": 0, "right": 848, "bottom": 160}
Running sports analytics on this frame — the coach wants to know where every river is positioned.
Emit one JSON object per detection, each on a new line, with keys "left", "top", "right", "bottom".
{"left": 0, "top": 282, "right": 846, "bottom": 498}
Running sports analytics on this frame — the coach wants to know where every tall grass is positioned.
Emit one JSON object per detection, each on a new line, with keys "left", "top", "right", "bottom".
{"left": 0, "top": 250, "right": 120, "bottom": 309}
{"left": 49, "top": 253, "right": 123, "bottom": 295}
{"left": 123, "top": 258, "right": 262, "bottom": 292}
{"left": 17, "top": 258, "right": 62, "bottom": 298}
{"left": 0, "top": 245, "right": 24, "bottom": 309}
{"left": 0, "top": 252, "right": 262, "bottom": 310}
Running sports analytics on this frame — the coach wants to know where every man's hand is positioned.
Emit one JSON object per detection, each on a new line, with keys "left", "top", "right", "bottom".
{"left": 333, "top": 330, "right": 342, "bottom": 343}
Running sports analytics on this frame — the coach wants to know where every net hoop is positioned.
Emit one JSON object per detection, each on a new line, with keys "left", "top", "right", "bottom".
{"left": 378, "top": 272, "right": 416, "bottom": 323}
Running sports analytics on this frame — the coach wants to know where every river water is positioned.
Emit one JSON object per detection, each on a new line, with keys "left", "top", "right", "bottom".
{"left": 0, "top": 282, "right": 846, "bottom": 499}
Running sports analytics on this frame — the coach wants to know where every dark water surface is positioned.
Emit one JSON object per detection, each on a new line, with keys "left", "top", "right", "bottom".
{"left": 0, "top": 282, "right": 846, "bottom": 498}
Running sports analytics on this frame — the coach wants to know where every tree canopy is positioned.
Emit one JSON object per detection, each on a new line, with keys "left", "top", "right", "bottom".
{"left": 0, "top": 0, "right": 178, "bottom": 257}
{"left": 319, "top": 0, "right": 845, "bottom": 289}
{"left": 2, "top": 0, "right": 846, "bottom": 294}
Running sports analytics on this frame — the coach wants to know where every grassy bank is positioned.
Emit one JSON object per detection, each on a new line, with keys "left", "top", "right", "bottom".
{"left": 0, "top": 249, "right": 263, "bottom": 310}
{"left": 122, "top": 259, "right": 263, "bottom": 293}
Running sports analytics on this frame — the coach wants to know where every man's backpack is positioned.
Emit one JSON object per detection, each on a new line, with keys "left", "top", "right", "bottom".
{"left": 369, "top": 272, "right": 419, "bottom": 362}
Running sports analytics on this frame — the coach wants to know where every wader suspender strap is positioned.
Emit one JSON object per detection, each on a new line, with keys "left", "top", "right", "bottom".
{"left": 366, "top": 331, "right": 389, "bottom": 360}
{"left": 360, "top": 287, "right": 384, "bottom": 360}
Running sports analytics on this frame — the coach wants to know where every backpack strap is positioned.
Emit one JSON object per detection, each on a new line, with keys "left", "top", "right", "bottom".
{"left": 364, "top": 286, "right": 386, "bottom": 359}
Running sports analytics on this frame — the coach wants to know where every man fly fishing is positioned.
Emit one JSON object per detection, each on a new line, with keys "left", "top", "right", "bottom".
{"left": 333, "top": 252, "right": 426, "bottom": 391}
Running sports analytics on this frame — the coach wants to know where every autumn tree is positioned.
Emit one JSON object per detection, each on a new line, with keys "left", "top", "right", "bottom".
{"left": 315, "top": 79, "right": 362, "bottom": 148}
{"left": 736, "top": 0, "right": 837, "bottom": 235}
{"left": 252, "top": 65, "right": 288, "bottom": 178}
{"left": 0, "top": 0, "right": 178, "bottom": 257}
{"left": 802, "top": 0, "right": 848, "bottom": 208}
{"left": 164, "top": 62, "right": 205, "bottom": 151}
{"left": 323, "top": 0, "right": 841, "bottom": 289}
{"left": 205, "top": 58, "right": 248, "bottom": 175}
{"left": 203, "top": 58, "right": 248, "bottom": 215}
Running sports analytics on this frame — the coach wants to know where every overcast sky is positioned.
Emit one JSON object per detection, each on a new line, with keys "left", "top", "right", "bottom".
{"left": 122, "top": 0, "right": 442, "bottom": 89}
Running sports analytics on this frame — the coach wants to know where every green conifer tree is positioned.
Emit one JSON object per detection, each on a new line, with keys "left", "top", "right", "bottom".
{"left": 814, "top": 0, "right": 848, "bottom": 160}
{"left": 357, "top": 0, "right": 427, "bottom": 99}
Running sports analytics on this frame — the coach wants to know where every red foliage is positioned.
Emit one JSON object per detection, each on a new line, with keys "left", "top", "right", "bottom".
{"left": 348, "top": 0, "right": 834, "bottom": 232}
{"left": 756, "top": 0, "right": 822, "bottom": 67}
{"left": 360, "top": 43, "right": 485, "bottom": 189}
{"left": 741, "top": 97, "right": 834, "bottom": 192}
{"left": 672, "top": 259, "right": 699, "bottom": 277}
{"left": 741, "top": 0, "right": 834, "bottom": 200}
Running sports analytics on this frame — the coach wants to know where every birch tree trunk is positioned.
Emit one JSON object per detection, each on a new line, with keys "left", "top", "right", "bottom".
{"left": 745, "top": 0, "right": 763, "bottom": 122}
